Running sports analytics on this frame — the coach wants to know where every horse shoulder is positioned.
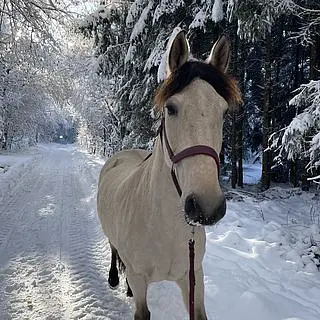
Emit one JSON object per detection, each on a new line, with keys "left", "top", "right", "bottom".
{"left": 97, "top": 149, "right": 152, "bottom": 252}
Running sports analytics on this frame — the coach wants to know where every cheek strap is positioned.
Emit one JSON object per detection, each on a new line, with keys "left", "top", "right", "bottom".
{"left": 160, "top": 117, "right": 220, "bottom": 197}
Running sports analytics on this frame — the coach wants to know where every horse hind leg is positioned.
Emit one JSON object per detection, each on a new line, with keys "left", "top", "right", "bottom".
{"left": 108, "top": 244, "right": 119, "bottom": 289}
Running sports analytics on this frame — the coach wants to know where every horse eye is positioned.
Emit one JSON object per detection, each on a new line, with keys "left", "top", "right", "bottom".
{"left": 166, "top": 104, "right": 177, "bottom": 116}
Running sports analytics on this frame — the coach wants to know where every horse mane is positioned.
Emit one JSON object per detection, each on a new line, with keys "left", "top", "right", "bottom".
{"left": 154, "top": 60, "right": 242, "bottom": 114}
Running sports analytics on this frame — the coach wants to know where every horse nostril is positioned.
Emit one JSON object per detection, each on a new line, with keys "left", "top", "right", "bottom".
{"left": 184, "top": 194, "right": 226, "bottom": 226}
{"left": 185, "top": 194, "right": 197, "bottom": 213}
{"left": 185, "top": 194, "right": 201, "bottom": 223}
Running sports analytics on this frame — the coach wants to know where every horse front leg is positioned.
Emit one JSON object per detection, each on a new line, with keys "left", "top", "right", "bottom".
{"left": 176, "top": 267, "right": 207, "bottom": 320}
{"left": 126, "top": 268, "right": 150, "bottom": 320}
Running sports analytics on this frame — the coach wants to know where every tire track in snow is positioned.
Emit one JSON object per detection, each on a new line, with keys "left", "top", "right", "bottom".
{"left": 0, "top": 153, "right": 44, "bottom": 251}
{"left": 2, "top": 145, "right": 320, "bottom": 320}
{"left": 0, "top": 146, "right": 131, "bottom": 320}
{"left": 0, "top": 149, "right": 72, "bottom": 319}
{"left": 62, "top": 151, "right": 132, "bottom": 319}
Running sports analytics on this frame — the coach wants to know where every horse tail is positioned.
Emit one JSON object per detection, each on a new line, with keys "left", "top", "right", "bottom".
{"left": 109, "top": 243, "right": 124, "bottom": 288}
{"left": 109, "top": 244, "right": 132, "bottom": 297}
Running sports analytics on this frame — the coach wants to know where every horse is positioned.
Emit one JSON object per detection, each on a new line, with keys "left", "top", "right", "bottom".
{"left": 97, "top": 30, "right": 241, "bottom": 319}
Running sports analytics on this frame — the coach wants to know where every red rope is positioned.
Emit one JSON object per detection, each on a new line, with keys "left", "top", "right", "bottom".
{"left": 189, "top": 239, "right": 195, "bottom": 320}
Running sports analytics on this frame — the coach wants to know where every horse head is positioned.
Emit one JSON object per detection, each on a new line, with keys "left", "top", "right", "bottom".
{"left": 155, "top": 30, "right": 241, "bottom": 226}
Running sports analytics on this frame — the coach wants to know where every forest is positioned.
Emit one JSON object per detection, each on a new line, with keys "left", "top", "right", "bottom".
{"left": 1, "top": 1, "right": 320, "bottom": 319}
{"left": 0, "top": 0, "right": 320, "bottom": 190}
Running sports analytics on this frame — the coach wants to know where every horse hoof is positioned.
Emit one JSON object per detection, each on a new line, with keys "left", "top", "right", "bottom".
{"left": 126, "top": 287, "right": 133, "bottom": 297}
{"left": 108, "top": 282, "right": 119, "bottom": 290}
{"left": 108, "top": 276, "right": 119, "bottom": 289}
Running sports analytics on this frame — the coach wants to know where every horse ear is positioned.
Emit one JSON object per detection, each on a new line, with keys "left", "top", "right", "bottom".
{"left": 167, "top": 30, "right": 189, "bottom": 75}
{"left": 207, "top": 36, "right": 230, "bottom": 73}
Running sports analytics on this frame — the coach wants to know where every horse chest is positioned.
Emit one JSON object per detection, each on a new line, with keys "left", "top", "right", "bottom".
{"left": 123, "top": 224, "right": 205, "bottom": 282}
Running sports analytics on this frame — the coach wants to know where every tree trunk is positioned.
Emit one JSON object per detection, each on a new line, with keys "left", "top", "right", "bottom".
{"left": 231, "top": 109, "right": 238, "bottom": 189}
{"left": 237, "top": 41, "right": 245, "bottom": 188}
{"left": 3, "top": 105, "right": 8, "bottom": 150}
{"left": 310, "top": 34, "right": 320, "bottom": 80}
{"left": 220, "top": 142, "right": 225, "bottom": 166}
{"left": 301, "top": 158, "right": 310, "bottom": 191}
{"left": 3, "top": 129, "right": 8, "bottom": 150}
{"left": 299, "top": 35, "right": 320, "bottom": 191}
{"left": 103, "top": 126, "right": 107, "bottom": 156}
{"left": 261, "top": 35, "right": 272, "bottom": 189}
{"left": 237, "top": 108, "right": 244, "bottom": 187}
{"left": 230, "top": 21, "right": 239, "bottom": 189}
{"left": 294, "top": 41, "right": 301, "bottom": 88}
{"left": 297, "top": 34, "right": 320, "bottom": 191}
{"left": 290, "top": 160, "right": 298, "bottom": 187}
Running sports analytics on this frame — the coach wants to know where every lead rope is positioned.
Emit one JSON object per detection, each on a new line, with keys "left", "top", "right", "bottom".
{"left": 189, "top": 227, "right": 195, "bottom": 320}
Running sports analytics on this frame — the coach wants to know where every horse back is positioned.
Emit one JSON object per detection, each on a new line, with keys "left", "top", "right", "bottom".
{"left": 98, "top": 149, "right": 151, "bottom": 185}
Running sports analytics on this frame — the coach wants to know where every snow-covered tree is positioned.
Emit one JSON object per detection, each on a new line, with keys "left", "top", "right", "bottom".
{"left": 56, "top": 28, "right": 123, "bottom": 156}
{"left": 0, "top": 0, "right": 79, "bottom": 149}
{"left": 80, "top": 0, "right": 230, "bottom": 149}
{"left": 79, "top": 0, "right": 320, "bottom": 188}
{"left": 225, "top": 0, "right": 320, "bottom": 188}
{"left": 275, "top": 80, "right": 320, "bottom": 183}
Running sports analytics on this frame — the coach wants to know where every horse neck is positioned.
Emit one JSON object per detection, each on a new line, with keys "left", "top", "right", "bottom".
{"left": 148, "top": 137, "right": 178, "bottom": 202}
{"left": 146, "top": 137, "right": 202, "bottom": 239}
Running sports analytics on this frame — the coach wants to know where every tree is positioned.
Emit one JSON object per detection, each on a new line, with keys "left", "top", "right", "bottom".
{"left": 80, "top": 0, "right": 320, "bottom": 189}
{"left": 80, "top": 0, "right": 230, "bottom": 149}
{"left": 271, "top": 1, "right": 320, "bottom": 187}
{"left": 0, "top": 0, "right": 78, "bottom": 149}
{"left": 275, "top": 80, "right": 320, "bottom": 185}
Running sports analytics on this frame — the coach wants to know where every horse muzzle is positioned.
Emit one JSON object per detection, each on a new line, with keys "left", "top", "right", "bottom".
{"left": 184, "top": 193, "right": 226, "bottom": 226}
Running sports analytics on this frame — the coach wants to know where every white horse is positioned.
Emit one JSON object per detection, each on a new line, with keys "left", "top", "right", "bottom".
{"left": 97, "top": 30, "right": 241, "bottom": 319}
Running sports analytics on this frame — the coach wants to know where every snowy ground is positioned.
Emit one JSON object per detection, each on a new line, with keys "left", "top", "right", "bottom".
{"left": 0, "top": 144, "right": 320, "bottom": 320}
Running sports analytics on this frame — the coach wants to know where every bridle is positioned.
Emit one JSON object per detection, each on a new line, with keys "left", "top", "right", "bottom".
{"left": 158, "top": 116, "right": 220, "bottom": 197}
{"left": 158, "top": 115, "right": 221, "bottom": 320}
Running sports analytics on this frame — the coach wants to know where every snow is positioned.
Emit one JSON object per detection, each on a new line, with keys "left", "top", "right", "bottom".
{"left": 129, "top": 1, "right": 153, "bottom": 42}
{"left": 1, "top": 144, "right": 320, "bottom": 319}
{"left": 211, "top": 0, "right": 224, "bottom": 23}
{"left": 125, "top": 1, "right": 153, "bottom": 64}
{"left": 157, "top": 49, "right": 168, "bottom": 83}
{"left": 279, "top": 80, "right": 320, "bottom": 172}
{"left": 144, "top": 39, "right": 166, "bottom": 74}
{"left": 243, "top": 163, "right": 262, "bottom": 184}
{"left": 126, "top": 0, "right": 148, "bottom": 27}
{"left": 153, "top": 0, "right": 184, "bottom": 24}
{"left": 190, "top": 9, "right": 206, "bottom": 30}
{"left": 0, "top": 147, "right": 41, "bottom": 203}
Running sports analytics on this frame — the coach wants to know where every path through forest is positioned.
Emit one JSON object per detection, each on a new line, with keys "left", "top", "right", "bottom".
{"left": 0, "top": 144, "right": 320, "bottom": 319}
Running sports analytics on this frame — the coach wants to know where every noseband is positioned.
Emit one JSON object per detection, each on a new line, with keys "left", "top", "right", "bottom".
{"left": 159, "top": 117, "right": 220, "bottom": 197}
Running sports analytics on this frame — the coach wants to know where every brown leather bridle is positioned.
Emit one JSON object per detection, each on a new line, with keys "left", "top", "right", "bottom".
{"left": 159, "top": 117, "right": 220, "bottom": 197}
{"left": 158, "top": 116, "right": 221, "bottom": 320}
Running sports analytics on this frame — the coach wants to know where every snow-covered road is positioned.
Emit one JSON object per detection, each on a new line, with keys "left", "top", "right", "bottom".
{"left": 0, "top": 145, "right": 132, "bottom": 319}
{"left": 0, "top": 144, "right": 320, "bottom": 320}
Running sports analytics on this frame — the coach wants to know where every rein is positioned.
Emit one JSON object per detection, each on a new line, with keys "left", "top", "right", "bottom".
{"left": 158, "top": 117, "right": 220, "bottom": 319}
{"left": 189, "top": 235, "right": 195, "bottom": 320}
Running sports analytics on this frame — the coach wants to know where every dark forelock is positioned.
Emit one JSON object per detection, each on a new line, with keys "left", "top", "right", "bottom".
{"left": 154, "top": 61, "right": 242, "bottom": 110}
